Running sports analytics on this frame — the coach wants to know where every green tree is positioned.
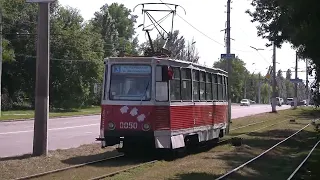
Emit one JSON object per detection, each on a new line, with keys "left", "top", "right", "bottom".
{"left": 139, "top": 30, "right": 200, "bottom": 62}
{"left": 246, "top": 73, "right": 260, "bottom": 102}
{"left": 91, "top": 4, "right": 119, "bottom": 57}
{"left": 261, "top": 83, "right": 271, "bottom": 104}
{"left": 0, "top": 0, "right": 39, "bottom": 109}
{"left": 140, "top": 30, "right": 186, "bottom": 59}
{"left": 50, "top": 5, "right": 104, "bottom": 108}
{"left": 285, "top": 69, "right": 294, "bottom": 98}
{"left": 276, "top": 70, "right": 284, "bottom": 97}
{"left": 107, "top": 3, "right": 139, "bottom": 55}
{"left": 183, "top": 38, "right": 200, "bottom": 63}
{"left": 2, "top": 39, "right": 15, "bottom": 61}
{"left": 286, "top": 69, "right": 292, "bottom": 80}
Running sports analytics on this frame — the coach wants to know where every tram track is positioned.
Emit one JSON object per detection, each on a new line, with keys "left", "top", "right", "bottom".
{"left": 229, "top": 119, "right": 270, "bottom": 131}
{"left": 287, "top": 139, "right": 320, "bottom": 180}
{"left": 12, "top": 155, "right": 125, "bottom": 180}
{"left": 214, "top": 119, "right": 320, "bottom": 180}
{"left": 10, "top": 118, "right": 296, "bottom": 180}
{"left": 220, "top": 118, "right": 289, "bottom": 144}
{"left": 87, "top": 160, "right": 158, "bottom": 180}
{"left": 84, "top": 119, "right": 296, "bottom": 180}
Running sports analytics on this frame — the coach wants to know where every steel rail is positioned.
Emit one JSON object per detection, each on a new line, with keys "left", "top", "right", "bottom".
{"left": 12, "top": 154, "right": 124, "bottom": 180}
{"left": 219, "top": 119, "right": 289, "bottom": 144}
{"left": 87, "top": 160, "right": 158, "bottom": 180}
{"left": 230, "top": 119, "right": 270, "bottom": 131}
{"left": 287, "top": 139, "right": 320, "bottom": 180}
{"left": 215, "top": 123, "right": 311, "bottom": 180}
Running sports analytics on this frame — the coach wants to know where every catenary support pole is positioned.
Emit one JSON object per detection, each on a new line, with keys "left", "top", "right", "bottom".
{"left": 33, "top": 2, "right": 50, "bottom": 156}
{"left": 258, "top": 73, "right": 261, "bottom": 104}
{"left": 294, "top": 51, "right": 298, "bottom": 109}
{"left": 244, "top": 75, "right": 247, "bottom": 99}
{"left": 226, "top": 0, "right": 232, "bottom": 134}
{"left": 0, "top": 9, "right": 3, "bottom": 117}
{"left": 271, "top": 42, "right": 277, "bottom": 112}
{"left": 306, "top": 59, "right": 309, "bottom": 106}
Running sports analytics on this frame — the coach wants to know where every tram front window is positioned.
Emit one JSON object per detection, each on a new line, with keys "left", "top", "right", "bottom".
{"left": 109, "top": 65, "right": 151, "bottom": 101}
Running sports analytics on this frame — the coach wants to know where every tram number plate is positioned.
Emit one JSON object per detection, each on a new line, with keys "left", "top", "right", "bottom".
{"left": 119, "top": 122, "right": 138, "bottom": 129}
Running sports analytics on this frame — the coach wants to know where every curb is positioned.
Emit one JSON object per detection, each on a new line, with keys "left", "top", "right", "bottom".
{"left": 0, "top": 113, "right": 101, "bottom": 123}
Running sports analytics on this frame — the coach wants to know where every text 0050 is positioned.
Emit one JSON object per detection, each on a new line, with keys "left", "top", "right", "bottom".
{"left": 119, "top": 122, "right": 138, "bottom": 129}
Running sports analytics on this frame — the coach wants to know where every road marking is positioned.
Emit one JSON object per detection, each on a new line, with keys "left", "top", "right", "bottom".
{"left": 0, "top": 123, "right": 99, "bottom": 135}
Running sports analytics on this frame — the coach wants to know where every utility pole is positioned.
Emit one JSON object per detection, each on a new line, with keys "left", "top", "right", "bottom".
{"left": 27, "top": 0, "right": 55, "bottom": 156}
{"left": 306, "top": 59, "right": 309, "bottom": 106}
{"left": 294, "top": 51, "right": 298, "bottom": 109}
{"left": 0, "top": 9, "right": 3, "bottom": 117}
{"left": 226, "top": 0, "right": 232, "bottom": 134}
{"left": 244, "top": 76, "right": 246, "bottom": 99}
{"left": 271, "top": 42, "right": 277, "bottom": 112}
{"left": 258, "top": 73, "right": 261, "bottom": 104}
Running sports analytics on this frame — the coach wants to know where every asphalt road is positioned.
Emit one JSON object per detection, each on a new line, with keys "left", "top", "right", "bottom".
{"left": 0, "top": 104, "right": 291, "bottom": 158}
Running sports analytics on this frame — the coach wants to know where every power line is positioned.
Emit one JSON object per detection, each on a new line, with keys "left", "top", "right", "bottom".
{"left": 14, "top": 54, "right": 103, "bottom": 62}
{"left": 255, "top": 50, "right": 271, "bottom": 66}
{"left": 158, "top": 0, "right": 252, "bottom": 53}
{"left": 158, "top": 1, "right": 273, "bottom": 67}
{"left": 232, "top": 26, "right": 272, "bottom": 66}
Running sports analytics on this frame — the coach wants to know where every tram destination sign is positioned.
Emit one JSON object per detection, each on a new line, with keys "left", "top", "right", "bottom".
{"left": 221, "top": 54, "right": 235, "bottom": 59}
{"left": 112, "top": 65, "right": 151, "bottom": 74}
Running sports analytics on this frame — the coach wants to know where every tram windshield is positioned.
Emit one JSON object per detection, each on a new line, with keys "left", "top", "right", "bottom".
{"left": 109, "top": 64, "right": 151, "bottom": 101}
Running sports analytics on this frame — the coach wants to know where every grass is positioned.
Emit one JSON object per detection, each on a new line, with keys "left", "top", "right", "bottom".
{"left": 0, "top": 106, "right": 101, "bottom": 121}
{"left": 0, "top": 107, "right": 319, "bottom": 180}
{"left": 0, "top": 144, "right": 121, "bottom": 180}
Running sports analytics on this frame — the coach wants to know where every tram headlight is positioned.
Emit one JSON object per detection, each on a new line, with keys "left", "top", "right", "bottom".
{"left": 108, "top": 121, "right": 115, "bottom": 130}
{"left": 142, "top": 123, "right": 151, "bottom": 131}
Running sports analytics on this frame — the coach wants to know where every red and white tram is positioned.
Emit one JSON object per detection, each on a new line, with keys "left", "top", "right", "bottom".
{"left": 96, "top": 56, "right": 228, "bottom": 152}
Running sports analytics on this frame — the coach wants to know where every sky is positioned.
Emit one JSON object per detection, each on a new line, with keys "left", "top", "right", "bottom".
{"left": 59, "top": 0, "right": 311, "bottom": 83}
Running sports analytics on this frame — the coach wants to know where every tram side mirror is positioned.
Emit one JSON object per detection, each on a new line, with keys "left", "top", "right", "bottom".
{"left": 162, "top": 66, "right": 173, "bottom": 81}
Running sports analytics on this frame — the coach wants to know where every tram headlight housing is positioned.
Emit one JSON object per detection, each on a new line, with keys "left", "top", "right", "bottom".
{"left": 142, "top": 123, "right": 151, "bottom": 131}
{"left": 108, "top": 121, "right": 115, "bottom": 130}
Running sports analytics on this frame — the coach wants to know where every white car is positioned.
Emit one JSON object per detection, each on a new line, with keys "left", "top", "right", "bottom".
{"left": 286, "top": 98, "right": 293, "bottom": 105}
{"left": 240, "top": 99, "right": 250, "bottom": 106}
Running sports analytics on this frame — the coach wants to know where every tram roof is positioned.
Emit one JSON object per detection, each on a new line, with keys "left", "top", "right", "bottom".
{"left": 105, "top": 56, "right": 227, "bottom": 75}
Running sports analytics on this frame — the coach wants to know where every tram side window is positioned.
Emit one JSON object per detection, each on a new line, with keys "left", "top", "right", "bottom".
{"left": 192, "top": 70, "right": 200, "bottom": 101}
{"left": 224, "top": 76, "right": 228, "bottom": 100}
{"left": 103, "top": 64, "right": 108, "bottom": 100}
{"left": 222, "top": 76, "right": 226, "bottom": 100}
{"left": 170, "top": 67, "right": 181, "bottom": 100}
{"left": 155, "top": 65, "right": 169, "bottom": 101}
{"left": 205, "top": 73, "right": 212, "bottom": 100}
{"left": 212, "top": 74, "right": 218, "bottom": 100}
{"left": 199, "top": 71, "right": 206, "bottom": 100}
{"left": 217, "top": 75, "right": 223, "bottom": 100}
{"left": 181, "top": 68, "right": 192, "bottom": 100}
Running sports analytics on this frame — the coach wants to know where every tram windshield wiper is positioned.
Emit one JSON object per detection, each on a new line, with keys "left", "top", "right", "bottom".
{"left": 140, "top": 80, "right": 150, "bottom": 104}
